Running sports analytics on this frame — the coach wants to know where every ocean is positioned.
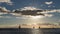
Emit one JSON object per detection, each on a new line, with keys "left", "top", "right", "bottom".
{"left": 0, "top": 28, "right": 60, "bottom": 34}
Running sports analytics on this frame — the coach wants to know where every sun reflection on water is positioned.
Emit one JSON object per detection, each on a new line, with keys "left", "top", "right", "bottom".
{"left": 31, "top": 29, "right": 43, "bottom": 34}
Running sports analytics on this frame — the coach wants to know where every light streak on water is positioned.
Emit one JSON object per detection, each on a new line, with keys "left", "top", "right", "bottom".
{"left": 31, "top": 29, "right": 43, "bottom": 34}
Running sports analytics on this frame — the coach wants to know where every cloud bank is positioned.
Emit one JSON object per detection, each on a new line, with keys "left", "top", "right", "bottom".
{"left": 0, "top": 6, "right": 60, "bottom": 19}
{"left": 0, "top": 0, "right": 13, "bottom": 5}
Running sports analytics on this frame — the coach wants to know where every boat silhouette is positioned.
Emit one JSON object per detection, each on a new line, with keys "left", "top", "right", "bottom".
{"left": 33, "top": 26, "right": 35, "bottom": 29}
{"left": 18, "top": 25, "right": 21, "bottom": 29}
{"left": 39, "top": 26, "right": 40, "bottom": 29}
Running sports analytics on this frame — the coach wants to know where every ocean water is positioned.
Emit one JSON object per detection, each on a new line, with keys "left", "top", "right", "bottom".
{"left": 0, "top": 28, "right": 60, "bottom": 34}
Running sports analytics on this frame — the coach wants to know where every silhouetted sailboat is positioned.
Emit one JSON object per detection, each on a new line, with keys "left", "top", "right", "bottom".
{"left": 33, "top": 26, "right": 35, "bottom": 29}
{"left": 18, "top": 25, "right": 21, "bottom": 29}
{"left": 39, "top": 26, "right": 40, "bottom": 29}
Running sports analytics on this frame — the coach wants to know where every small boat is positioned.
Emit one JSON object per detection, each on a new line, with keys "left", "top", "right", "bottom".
{"left": 18, "top": 25, "right": 21, "bottom": 29}
{"left": 33, "top": 26, "right": 35, "bottom": 29}
{"left": 39, "top": 26, "right": 40, "bottom": 29}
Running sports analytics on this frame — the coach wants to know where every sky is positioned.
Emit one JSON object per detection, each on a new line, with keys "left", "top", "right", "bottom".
{"left": 0, "top": 0, "right": 60, "bottom": 25}
{"left": 0, "top": 0, "right": 60, "bottom": 10}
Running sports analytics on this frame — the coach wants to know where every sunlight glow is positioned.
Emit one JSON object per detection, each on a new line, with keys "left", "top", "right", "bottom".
{"left": 31, "top": 16, "right": 44, "bottom": 19}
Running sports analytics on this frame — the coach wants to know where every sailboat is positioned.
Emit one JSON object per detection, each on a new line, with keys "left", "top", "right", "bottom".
{"left": 39, "top": 26, "right": 40, "bottom": 29}
{"left": 33, "top": 26, "right": 35, "bottom": 29}
{"left": 18, "top": 25, "right": 21, "bottom": 29}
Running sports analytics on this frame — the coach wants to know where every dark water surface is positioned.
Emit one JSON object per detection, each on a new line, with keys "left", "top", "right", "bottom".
{"left": 0, "top": 28, "right": 60, "bottom": 34}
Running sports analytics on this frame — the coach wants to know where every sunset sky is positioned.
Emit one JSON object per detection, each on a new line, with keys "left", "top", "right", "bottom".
{"left": 0, "top": 0, "right": 60, "bottom": 25}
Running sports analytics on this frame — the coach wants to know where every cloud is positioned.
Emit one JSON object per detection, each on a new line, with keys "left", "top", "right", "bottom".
{"left": 40, "top": 9, "right": 58, "bottom": 17}
{"left": 0, "top": 7, "right": 7, "bottom": 11}
{"left": 20, "top": 6, "right": 39, "bottom": 11}
{"left": 10, "top": 13, "right": 21, "bottom": 16}
{"left": 0, "top": 12, "right": 15, "bottom": 18}
{"left": 0, "top": 16, "right": 12, "bottom": 18}
{"left": 45, "top": 1, "right": 53, "bottom": 5}
{"left": 0, "top": 7, "right": 10, "bottom": 12}
{"left": 12, "top": 8, "right": 58, "bottom": 18}
{"left": 0, "top": 12, "right": 23, "bottom": 18}
{"left": 44, "top": 14, "right": 53, "bottom": 17}
{"left": 0, "top": 12, "right": 8, "bottom": 15}
{"left": 41, "top": 9, "right": 60, "bottom": 17}
{"left": 1, "top": 7, "right": 60, "bottom": 18}
{"left": 46, "top": 9, "right": 60, "bottom": 13}
{"left": 0, "top": 13, "right": 11, "bottom": 18}
{"left": 56, "top": 9, "right": 60, "bottom": 13}
{"left": 41, "top": 10, "right": 57, "bottom": 14}
{"left": 0, "top": 0, "right": 13, "bottom": 5}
